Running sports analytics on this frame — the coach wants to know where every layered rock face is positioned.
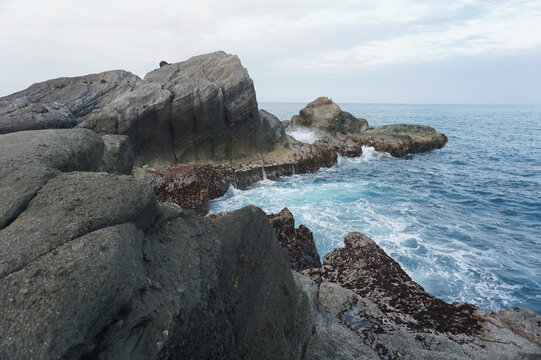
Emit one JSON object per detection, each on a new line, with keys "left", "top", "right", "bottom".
{"left": 290, "top": 96, "right": 369, "bottom": 135}
{"left": 300, "top": 232, "right": 541, "bottom": 359}
{"left": 0, "top": 52, "right": 287, "bottom": 167}
{"left": 0, "top": 128, "right": 314, "bottom": 359}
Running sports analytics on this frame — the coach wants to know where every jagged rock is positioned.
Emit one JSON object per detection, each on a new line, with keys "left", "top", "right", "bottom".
{"left": 143, "top": 51, "right": 279, "bottom": 164}
{"left": 336, "top": 124, "right": 448, "bottom": 157}
{"left": 97, "top": 134, "right": 135, "bottom": 174}
{"left": 301, "top": 232, "right": 541, "bottom": 359}
{"left": 0, "top": 128, "right": 314, "bottom": 359}
{"left": 1, "top": 52, "right": 292, "bottom": 167}
{"left": 290, "top": 97, "right": 368, "bottom": 135}
{"left": 268, "top": 208, "right": 321, "bottom": 271}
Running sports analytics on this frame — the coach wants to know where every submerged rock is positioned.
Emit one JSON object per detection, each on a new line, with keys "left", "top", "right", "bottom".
{"left": 268, "top": 208, "right": 321, "bottom": 271}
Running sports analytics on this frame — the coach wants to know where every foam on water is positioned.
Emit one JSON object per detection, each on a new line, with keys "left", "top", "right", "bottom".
{"left": 211, "top": 104, "right": 541, "bottom": 313}
{"left": 286, "top": 128, "right": 320, "bottom": 144}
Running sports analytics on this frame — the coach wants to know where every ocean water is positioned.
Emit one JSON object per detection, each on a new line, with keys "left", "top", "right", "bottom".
{"left": 210, "top": 103, "right": 541, "bottom": 313}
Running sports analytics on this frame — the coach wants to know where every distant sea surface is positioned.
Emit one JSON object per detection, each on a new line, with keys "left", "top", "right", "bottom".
{"left": 210, "top": 103, "right": 541, "bottom": 313}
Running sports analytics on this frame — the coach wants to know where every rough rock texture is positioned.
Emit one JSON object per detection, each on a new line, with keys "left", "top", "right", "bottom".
{"left": 301, "top": 232, "right": 541, "bottom": 359}
{"left": 0, "top": 128, "right": 105, "bottom": 230}
{"left": 336, "top": 124, "right": 448, "bottom": 157}
{"left": 142, "top": 51, "right": 279, "bottom": 164}
{"left": 0, "top": 128, "right": 315, "bottom": 358}
{"left": 290, "top": 97, "right": 368, "bottom": 135}
{"left": 260, "top": 109, "right": 290, "bottom": 149}
{"left": 268, "top": 208, "right": 321, "bottom": 271}
{"left": 140, "top": 139, "right": 337, "bottom": 214}
{"left": 97, "top": 134, "right": 135, "bottom": 174}
{"left": 0, "top": 52, "right": 291, "bottom": 167}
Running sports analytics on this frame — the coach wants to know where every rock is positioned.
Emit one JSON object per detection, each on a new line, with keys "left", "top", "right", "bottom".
{"left": 143, "top": 51, "right": 280, "bottom": 164}
{"left": 338, "top": 124, "right": 448, "bottom": 157}
{"left": 140, "top": 139, "right": 337, "bottom": 214}
{"left": 97, "top": 134, "right": 135, "bottom": 174}
{"left": 0, "top": 134, "right": 315, "bottom": 360}
{"left": 0, "top": 172, "right": 159, "bottom": 278}
{"left": 0, "top": 128, "right": 104, "bottom": 229}
{"left": 0, "top": 96, "right": 76, "bottom": 133}
{"left": 159, "top": 60, "right": 168, "bottom": 67}
{"left": 0, "top": 223, "right": 146, "bottom": 359}
{"left": 260, "top": 109, "right": 290, "bottom": 149}
{"left": 302, "top": 232, "right": 541, "bottom": 359}
{"left": 290, "top": 97, "right": 368, "bottom": 135}
{"left": 268, "top": 207, "right": 321, "bottom": 271}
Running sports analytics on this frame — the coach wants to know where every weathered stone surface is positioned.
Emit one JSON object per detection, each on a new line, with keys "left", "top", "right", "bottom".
{"left": 268, "top": 207, "right": 321, "bottom": 271}
{"left": 290, "top": 97, "right": 368, "bottom": 135}
{"left": 0, "top": 96, "right": 75, "bottom": 133}
{"left": 338, "top": 124, "right": 448, "bottom": 157}
{"left": 302, "top": 232, "right": 541, "bottom": 359}
{"left": 97, "top": 134, "right": 135, "bottom": 174}
{"left": 0, "top": 223, "right": 145, "bottom": 359}
{"left": 0, "top": 172, "right": 159, "bottom": 278}
{"left": 0, "top": 128, "right": 104, "bottom": 229}
{"left": 143, "top": 51, "right": 279, "bottom": 164}
{"left": 260, "top": 109, "right": 290, "bottom": 149}
{"left": 140, "top": 139, "right": 337, "bottom": 214}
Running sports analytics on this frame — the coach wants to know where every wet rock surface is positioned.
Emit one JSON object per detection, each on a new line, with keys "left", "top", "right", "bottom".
{"left": 268, "top": 208, "right": 321, "bottom": 271}
{"left": 300, "top": 232, "right": 541, "bottom": 360}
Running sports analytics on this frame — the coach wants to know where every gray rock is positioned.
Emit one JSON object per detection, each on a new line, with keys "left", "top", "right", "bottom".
{"left": 291, "top": 97, "right": 368, "bottom": 135}
{"left": 0, "top": 223, "right": 145, "bottom": 359}
{"left": 144, "top": 51, "right": 277, "bottom": 163}
{"left": 97, "top": 134, "right": 135, "bottom": 174}
{"left": 0, "top": 96, "right": 75, "bottom": 133}
{"left": 260, "top": 109, "right": 290, "bottom": 149}
{"left": 0, "top": 172, "right": 159, "bottom": 278}
{"left": 0, "top": 128, "right": 104, "bottom": 229}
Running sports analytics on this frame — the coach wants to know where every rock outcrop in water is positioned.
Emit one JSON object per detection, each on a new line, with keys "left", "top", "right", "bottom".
{"left": 300, "top": 232, "right": 541, "bottom": 359}
{"left": 268, "top": 208, "right": 321, "bottom": 271}
{"left": 289, "top": 96, "right": 369, "bottom": 135}
{"left": 3, "top": 51, "right": 534, "bottom": 359}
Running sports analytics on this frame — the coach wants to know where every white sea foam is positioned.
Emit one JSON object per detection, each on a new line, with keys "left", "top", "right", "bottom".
{"left": 286, "top": 128, "right": 320, "bottom": 144}
{"left": 357, "top": 146, "right": 391, "bottom": 162}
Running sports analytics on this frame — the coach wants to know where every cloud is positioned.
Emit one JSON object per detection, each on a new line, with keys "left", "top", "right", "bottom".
{"left": 0, "top": 0, "right": 540, "bottom": 102}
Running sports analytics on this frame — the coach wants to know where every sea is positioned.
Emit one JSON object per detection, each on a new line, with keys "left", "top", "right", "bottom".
{"left": 210, "top": 103, "right": 541, "bottom": 314}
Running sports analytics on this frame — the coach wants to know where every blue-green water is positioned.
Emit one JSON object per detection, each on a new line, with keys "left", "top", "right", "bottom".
{"left": 210, "top": 103, "right": 541, "bottom": 313}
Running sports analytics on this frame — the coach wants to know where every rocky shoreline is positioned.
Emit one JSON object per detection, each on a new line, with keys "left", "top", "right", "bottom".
{"left": 0, "top": 51, "right": 538, "bottom": 359}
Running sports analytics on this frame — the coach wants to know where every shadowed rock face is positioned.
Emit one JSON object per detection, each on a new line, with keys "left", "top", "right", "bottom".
{"left": 290, "top": 97, "right": 369, "bottom": 135}
{"left": 268, "top": 208, "right": 321, "bottom": 271}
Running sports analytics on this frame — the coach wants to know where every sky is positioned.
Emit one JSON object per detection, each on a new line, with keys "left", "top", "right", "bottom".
{"left": 1, "top": 0, "right": 540, "bottom": 104}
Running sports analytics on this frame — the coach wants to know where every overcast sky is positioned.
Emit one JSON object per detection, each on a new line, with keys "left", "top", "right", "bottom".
{"left": 1, "top": 0, "right": 540, "bottom": 104}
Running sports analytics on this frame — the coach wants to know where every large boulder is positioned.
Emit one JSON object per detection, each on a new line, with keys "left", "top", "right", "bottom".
{"left": 143, "top": 51, "right": 279, "bottom": 164}
{"left": 290, "top": 97, "right": 368, "bottom": 135}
